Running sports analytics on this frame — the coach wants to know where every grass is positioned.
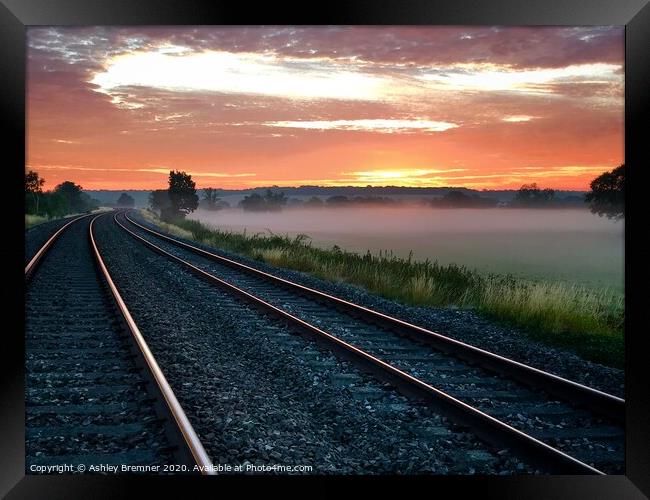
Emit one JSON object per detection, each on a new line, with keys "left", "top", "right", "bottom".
{"left": 141, "top": 209, "right": 624, "bottom": 368}
{"left": 25, "top": 214, "right": 50, "bottom": 228}
{"left": 25, "top": 210, "right": 95, "bottom": 229}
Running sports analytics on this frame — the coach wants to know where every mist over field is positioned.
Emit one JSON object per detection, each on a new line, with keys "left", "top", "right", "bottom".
{"left": 188, "top": 207, "right": 624, "bottom": 291}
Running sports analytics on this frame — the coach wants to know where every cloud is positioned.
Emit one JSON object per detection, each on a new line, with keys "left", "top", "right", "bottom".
{"left": 418, "top": 63, "right": 620, "bottom": 94}
{"left": 340, "top": 168, "right": 468, "bottom": 185}
{"left": 502, "top": 115, "right": 535, "bottom": 122}
{"left": 262, "top": 119, "right": 459, "bottom": 133}
{"left": 90, "top": 48, "right": 391, "bottom": 104}
{"left": 86, "top": 41, "right": 622, "bottom": 110}
{"left": 29, "top": 26, "right": 623, "bottom": 70}
{"left": 28, "top": 164, "right": 256, "bottom": 178}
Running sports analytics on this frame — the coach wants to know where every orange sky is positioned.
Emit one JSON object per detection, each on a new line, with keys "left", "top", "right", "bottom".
{"left": 26, "top": 26, "right": 624, "bottom": 191}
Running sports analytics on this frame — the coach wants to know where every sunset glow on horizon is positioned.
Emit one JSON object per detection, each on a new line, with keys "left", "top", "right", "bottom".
{"left": 27, "top": 26, "right": 624, "bottom": 191}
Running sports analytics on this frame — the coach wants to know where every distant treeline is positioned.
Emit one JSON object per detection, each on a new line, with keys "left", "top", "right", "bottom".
{"left": 430, "top": 191, "right": 498, "bottom": 208}
{"left": 288, "top": 194, "right": 403, "bottom": 208}
{"left": 232, "top": 186, "right": 588, "bottom": 212}
{"left": 86, "top": 185, "right": 590, "bottom": 207}
{"left": 189, "top": 185, "right": 588, "bottom": 201}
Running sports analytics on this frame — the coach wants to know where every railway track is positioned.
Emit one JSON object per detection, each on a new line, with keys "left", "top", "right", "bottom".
{"left": 117, "top": 210, "right": 625, "bottom": 475}
{"left": 25, "top": 213, "right": 213, "bottom": 474}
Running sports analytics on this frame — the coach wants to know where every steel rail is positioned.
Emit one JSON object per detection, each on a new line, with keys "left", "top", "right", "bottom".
{"left": 90, "top": 213, "right": 215, "bottom": 475}
{"left": 25, "top": 213, "right": 96, "bottom": 280}
{"left": 123, "top": 211, "right": 624, "bottom": 423}
{"left": 115, "top": 211, "right": 603, "bottom": 475}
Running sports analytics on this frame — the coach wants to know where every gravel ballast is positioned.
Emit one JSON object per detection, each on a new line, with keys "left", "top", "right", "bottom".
{"left": 93, "top": 212, "right": 536, "bottom": 474}
{"left": 25, "top": 215, "right": 175, "bottom": 471}
{"left": 25, "top": 215, "right": 81, "bottom": 265}
{"left": 131, "top": 211, "right": 624, "bottom": 398}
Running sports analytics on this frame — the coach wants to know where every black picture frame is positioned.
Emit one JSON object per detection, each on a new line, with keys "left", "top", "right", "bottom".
{"left": 2, "top": 1, "right": 648, "bottom": 497}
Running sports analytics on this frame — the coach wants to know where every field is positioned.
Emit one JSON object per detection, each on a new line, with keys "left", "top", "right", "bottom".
{"left": 189, "top": 207, "right": 624, "bottom": 292}
{"left": 145, "top": 207, "right": 624, "bottom": 367}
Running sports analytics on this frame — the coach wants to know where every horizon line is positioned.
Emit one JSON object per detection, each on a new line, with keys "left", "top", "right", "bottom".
{"left": 81, "top": 184, "right": 589, "bottom": 192}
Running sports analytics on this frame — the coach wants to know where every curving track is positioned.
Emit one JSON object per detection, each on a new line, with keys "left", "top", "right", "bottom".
{"left": 25, "top": 213, "right": 213, "bottom": 474}
{"left": 116, "top": 210, "right": 625, "bottom": 475}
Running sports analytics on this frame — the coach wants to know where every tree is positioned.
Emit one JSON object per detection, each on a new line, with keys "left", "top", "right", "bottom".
{"left": 304, "top": 196, "right": 324, "bottom": 207}
{"left": 25, "top": 170, "right": 45, "bottom": 215}
{"left": 78, "top": 192, "right": 99, "bottom": 212}
{"left": 239, "top": 189, "right": 287, "bottom": 212}
{"left": 326, "top": 195, "right": 350, "bottom": 205}
{"left": 41, "top": 191, "right": 69, "bottom": 218}
{"left": 239, "top": 193, "right": 266, "bottom": 211}
{"left": 202, "top": 188, "right": 221, "bottom": 210}
{"left": 116, "top": 192, "right": 135, "bottom": 208}
{"left": 585, "top": 164, "right": 624, "bottom": 220}
{"left": 264, "top": 189, "right": 287, "bottom": 211}
{"left": 513, "top": 183, "right": 555, "bottom": 207}
{"left": 428, "top": 190, "right": 496, "bottom": 208}
{"left": 54, "top": 181, "right": 86, "bottom": 212}
{"left": 149, "top": 189, "right": 172, "bottom": 218}
{"left": 167, "top": 170, "right": 198, "bottom": 219}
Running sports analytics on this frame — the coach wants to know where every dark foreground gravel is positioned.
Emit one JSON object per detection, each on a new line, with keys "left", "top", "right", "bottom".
{"left": 132, "top": 211, "right": 624, "bottom": 398}
{"left": 26, "top": 215, "right": 175, "bottom": 472}
{"left": 25, "top": 215, "right": 84, "bottom": 265}
{"left": 94, "top": 213, "right": 536, "bottom": 474}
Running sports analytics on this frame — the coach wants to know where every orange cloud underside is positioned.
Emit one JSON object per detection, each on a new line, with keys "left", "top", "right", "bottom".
{"left": 26, "top": 27, "right": 624, "bottom": 191}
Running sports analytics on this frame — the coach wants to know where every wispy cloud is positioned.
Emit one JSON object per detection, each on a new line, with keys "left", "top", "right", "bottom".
{"left": 502, "top": 115, "right": 535, "bottom": 122}
{"left": 28, "top": 164, "right": 256, "bottom": 178}
{"left": 418, "top": 63, "right": 620, "bottom": 94}
{"left": 263, "top": 119, "right": 459, "bottom": 133}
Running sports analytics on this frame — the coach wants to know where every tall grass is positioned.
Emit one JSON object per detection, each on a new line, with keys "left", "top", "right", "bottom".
{"left": 25, "top": 214, "right": 49, "bottom": 228}
{"left": 143, "top": 210, "right": 624, "bottom": 367}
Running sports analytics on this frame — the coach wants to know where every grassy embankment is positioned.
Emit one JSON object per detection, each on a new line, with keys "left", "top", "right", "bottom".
{"left": 141, "top": 210, "right": 624, "bottom": 368}
{"left": 25, "top": 214, "right": 50, "bottom": 228}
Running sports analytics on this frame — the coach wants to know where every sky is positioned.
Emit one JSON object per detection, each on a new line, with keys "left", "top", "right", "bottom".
{"left": 27, "top": 26, "right": 624, "bottom": 191}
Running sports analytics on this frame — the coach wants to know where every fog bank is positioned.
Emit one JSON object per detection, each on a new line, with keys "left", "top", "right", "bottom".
{"left": 188, "top": 207, "right": 624, "bottom": 290}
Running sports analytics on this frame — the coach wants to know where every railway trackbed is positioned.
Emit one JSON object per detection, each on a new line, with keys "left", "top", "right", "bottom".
{"left": 116, "top": 209, "right": 625, "bottom": 475}
{"left": 25, "top": 213, "right": 213, "bottom": 474}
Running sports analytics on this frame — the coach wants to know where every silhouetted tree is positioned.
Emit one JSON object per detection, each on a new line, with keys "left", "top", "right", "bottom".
{"left": 41, "top": 192, "right": 69, "bottom": 218}
{"left": 149, "top": 189, "right": 171, "bottom": 217}
{"left": 513, "top": 183, "right": 555, "bottom": 207}
{"left": 240, "top": 189, "right": 287, "bottom": 211}
{"left": 116, "top": 192, "right": 135, "bottom": 208}
{"left": 264, "top": 189, "right": 287, "bottom": 211}
{"left": 429, "top": 190, "right": 497, "bottom": 208}
{"left": 304, "top": 196, "right": 324, "bottom": 207}
{"left": 240, "top": 193, "right": 265, "bottom": 211}
{"left": 80, "top": 193, "right": 99, "bottom": 212}
{"left": 202, "top": 188, "right": 221, "bottom": 210}
{"left": 167, "top": 170, "right": 198, "bottom": 219}
{"left": 25, "top": 170, "right": 45, "bottom": 214}
{"left": 54, "top": 181, "right": 94, "bottom": 213}
{"left": 585, "top": 164, "right": 624, "bottom": 220}
{"left": 326, "top": 195, "right": 350, "bottom": 205}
